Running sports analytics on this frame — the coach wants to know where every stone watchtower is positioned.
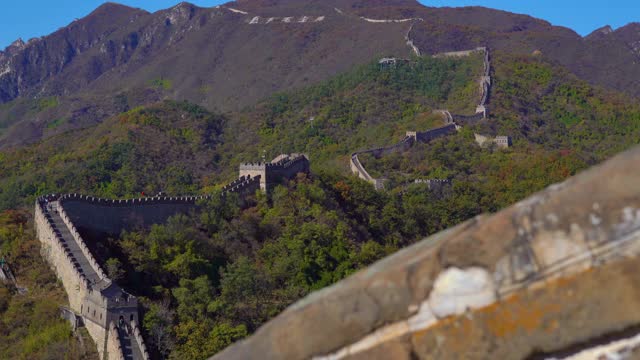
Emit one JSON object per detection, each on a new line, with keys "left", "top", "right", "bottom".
{"left": 239, "top": 153, "right": 310, "bottom": 192}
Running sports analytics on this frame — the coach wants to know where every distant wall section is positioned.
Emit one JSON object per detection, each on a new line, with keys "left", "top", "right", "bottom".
{"left": 60, "top": 195, "right": 204, "bottom": 238}
{"left": 239, "top": 154, "right": 310, "bottom": 192}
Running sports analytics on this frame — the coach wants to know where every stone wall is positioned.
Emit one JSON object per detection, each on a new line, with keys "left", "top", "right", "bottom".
{"left": 350, "top": 153, "right": 384, "bottom": 190}
{"left": 85, "top": 316, "right": 108, "bottom": 359}
{"left": 414, "top": 179, "right": 452, "bottom": 191}
{"left": 106, "top": 322, "right": 125, "bottom": 360}
{"left": 35, "top": 154, "right": 309, "bottom": 359}
{"left": 350, "top": 136, "right": 415, "bottom": 190}
{"left": 349, "top": 47, "right": 495, "bottom": 191}
{"left": 36, "top": 195, "right": 147, "bottom": 360}
{"left": 447, "top": 47, "right": 491, "bottom": 122}
{"left": 35, "top": 198, "right": 90, "bottom": 311}
{"left": 432, "top": 47, "right": 487, "bottom": 58}
{"left": 60, "top": 307, "right": 81, "bottom": 331}
{"left": 238, "top": 164, "right": 267, "bottom": 190}
{"left": 212, "top": 144, "right": 640, "bottom": 360}
{"left": 57, "top": 204, "right": 110, "bottom": 282}
{"left": 349, "top": 125, "right": 457, "bottom": 191}
{"left": 222, "top": 175, "right": 261, "bottom": 196}
{"left": 239, "top": 154, "right": 310, "bottom": 192}
{"left": 59, "top": 194, "right": 205, "bottom": 238}
{"left": 474, "top": 133, "right": 511, "bottom": 148}
{"left": 268, "top": 154, "right": 310, "bottom": 187}
{"left": 131, "top": 320, "right": 151, "bottom": 360}
{"left": 0, "top": 260, "right": 16, "bottom": 286}
{"left": 409, "top": 124, "right": 457, "bottom": 143}
{"left": 452, "top": 112, "right": 485, "bottom": 125}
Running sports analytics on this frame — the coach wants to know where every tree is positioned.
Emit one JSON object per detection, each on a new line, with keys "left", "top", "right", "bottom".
{"left": 105, "top": 258, "right": 125, "bottom": 281}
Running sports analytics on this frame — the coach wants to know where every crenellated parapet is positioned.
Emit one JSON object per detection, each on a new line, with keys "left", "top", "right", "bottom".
{"left": 414, "top": 179, "right": 452, "bottom": 190}
{"left": 57, "top": 204, "right": 111, "bottom": 284}
{"left": 131, "top": 320, "right": 151, "bottom": 360}
{"left": 349, "top": 47, "right": 503, "bottom": 191}
{"left": 58, "top": 193, "right": 211, "bottom": 207}
{"left": 474, "top": 133, "right": 511, "bottom": 148}
{"left": 107, "top": 322, "right": 126, "bottom": 360}
{"left": 350, "top": 153, "right": 385, "bottom": 191}
{"left": 214, "top": 146, "right": 640, "bottom": 360}
{"left": 222, "top": 175, "right": 262, "bottom": 196}
{"left": 350, "top": 136, "right": 415, "bottom": 190}
{"left": 406, "top": 124, "right": 457, "bottom": 143}
{"left": 239, "top": 153, "right": 310, "bottom": 192}
{"left": 36, "top": 202, "right": 91, "bottom": 312}
{"left": 36, "top": 195, "right": 145, "bottom": 359}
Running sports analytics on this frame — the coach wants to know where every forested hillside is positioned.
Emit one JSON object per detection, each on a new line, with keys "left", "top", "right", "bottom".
{"left": 1, "top": 49, "right": 638, "bottom": 358}
{"left": 0, "top": 54, "right": 483, "bottom": 210}
{"left": 2, "top": 0, "right": 640, "bottom": 150}
{"left": 0, "top": 210, "right": 98, "bottom": 359}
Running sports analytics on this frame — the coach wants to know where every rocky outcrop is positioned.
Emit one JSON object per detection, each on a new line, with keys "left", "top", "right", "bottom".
{"left": 212, "top": 144, "right": 640, "bottom": 359}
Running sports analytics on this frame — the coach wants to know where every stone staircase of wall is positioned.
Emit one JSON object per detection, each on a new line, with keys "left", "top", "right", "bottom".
{"left": 35, "top": 154, "right": 310, "bottom": 359}
{"left": 118, "top": 326, "right": 144, "bottom": 360}
{"left": 47, "top": 202, "right": 103, "bottom": 286}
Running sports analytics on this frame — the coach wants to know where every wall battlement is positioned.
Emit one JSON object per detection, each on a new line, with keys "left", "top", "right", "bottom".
{"left": 36, "top": 195, "right": 147, "bottom": 359}
{"left": 433, "top": 47, "right": 486, "bottom": 58}
{"left": 34, "top": 153, "right": 310, "bottom": 358}
{"left": 59, "top": 193, "right": 211, "bottom": 206}
{"left": 475, "top": 133, "right": 512, "bottom": 148}
{"left": 239, "top": 153, "right": 310, "bottom": 192}
{"left": 107, "top": 322, "right": 125, "bottom": 360}
{"left": 350, "top": 137, "right": 415, "bottom": 190}
{"left": 131, "top": 320, "right": 151, "bottom": 360}
{"left": 223, "top": 175, "right": 262, "bottom": 196}
{"left": 350, "top": 47, "right": 502, "bottom": 190}
{"left": 215, "top": 146, "right": 640, "bottom": 360}
{"left": 408, "top": 124, "right": 457, "bottom": 143}
{"left": 414, "top": 179, "right": 453, "bottom": 191}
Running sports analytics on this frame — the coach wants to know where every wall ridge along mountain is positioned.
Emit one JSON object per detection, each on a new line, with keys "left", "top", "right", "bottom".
{"left": 350, "top": 47, "right": 506, "bottom": 190}
{"left": 225, "top": 5, "right": 420, "bottom": 56}
{"left": 355, "top": 13, "right": 424, "bottom": 56}
{"left": 33, "top": 154, "right": 309, "bottom": 360}
{"left": 36, "top": 195, "right": 148, "bottom": 360}
{"left": 212, "top": 144, "right": 640, "bottom": 360}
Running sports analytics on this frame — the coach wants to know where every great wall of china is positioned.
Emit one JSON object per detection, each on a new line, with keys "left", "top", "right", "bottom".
{"left": 350, "top": 47, "right": 510, "bottom": 191}
{"left": 213, "top": 146, "right": 640, "bottom": 360}
{"left": 24, "top": 7, "right": 608, "bottom": 359}
{"left": 28, "top": 9, "right": 518, "bottom": 356}
{"left": 34, "top": 154, "right": 309, "bottom": 360}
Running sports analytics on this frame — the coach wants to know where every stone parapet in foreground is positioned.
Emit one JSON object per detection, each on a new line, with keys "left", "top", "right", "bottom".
{"left": 212, "top": 145, "right": 640, "bottom": 360}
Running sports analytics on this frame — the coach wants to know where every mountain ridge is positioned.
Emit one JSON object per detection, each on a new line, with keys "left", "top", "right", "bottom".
{"left": 0, "top": 0, "right": 639, "bottom": 149}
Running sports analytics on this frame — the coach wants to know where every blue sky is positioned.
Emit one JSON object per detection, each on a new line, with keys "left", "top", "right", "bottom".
{"left": 1, "top": 0, "right": 638, "bottom": 49}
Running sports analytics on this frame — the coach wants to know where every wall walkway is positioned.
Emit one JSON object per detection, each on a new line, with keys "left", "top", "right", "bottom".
{"left": 350, "top": 48, "right": 494, "bottom": 190}
{"left": 212, "top": 145, "right": 640, "bottom": 360}
{"left": 48, "top": 202, "right": 103, "bottom": 286}
{"left": 34, "top": 155, "right": 306, "bottom": 359}
{"left": 37, "top": 197, "right": 149, "bottom": 360}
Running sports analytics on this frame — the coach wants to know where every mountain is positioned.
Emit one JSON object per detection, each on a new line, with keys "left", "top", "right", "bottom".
{"left": 1, "top": 2, "right": 640, "bottom": 358}
{"left": 0, "top": 0, "right": 639, "bottom": 148}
